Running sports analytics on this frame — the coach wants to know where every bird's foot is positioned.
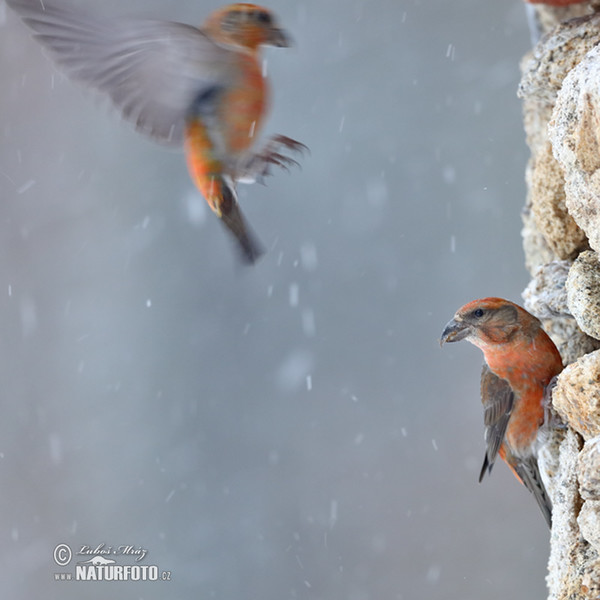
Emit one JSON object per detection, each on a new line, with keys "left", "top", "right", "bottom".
{"left": 543, "top": 375, "right": 567, "bottom": 430}
{"left": 237, "top": 134, "right": 308, "bottom": 184}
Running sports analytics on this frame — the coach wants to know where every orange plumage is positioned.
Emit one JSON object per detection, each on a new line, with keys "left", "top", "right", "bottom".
{"left": 7, "top": 0, "right": 306, "bottom": 263}
{"left": 441, "top": 297, "right": 564, "bottom": 527}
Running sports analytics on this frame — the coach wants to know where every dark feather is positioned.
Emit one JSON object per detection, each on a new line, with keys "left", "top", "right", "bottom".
{"left": 479, "top": 364, "right": 514, "bottom": 482}
{"left": 219, "top": 185, "right": 264, "bottom": 265}
{"left": 6, "top": 0, "right": 237, "bottom": 145}
{"left": 513, "top": 455, "right": 553, "bottom": 528}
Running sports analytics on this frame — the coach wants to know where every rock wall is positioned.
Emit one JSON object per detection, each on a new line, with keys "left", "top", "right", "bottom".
{"left": 519, "top": 3, "right": 600, "bottom": 598}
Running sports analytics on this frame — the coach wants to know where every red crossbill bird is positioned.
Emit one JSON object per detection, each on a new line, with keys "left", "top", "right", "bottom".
{"left": 440, "top": 297, "right": 564, "bottom": 528}
{"left": 7, "top": 0, "right": 306, "bottom": 264}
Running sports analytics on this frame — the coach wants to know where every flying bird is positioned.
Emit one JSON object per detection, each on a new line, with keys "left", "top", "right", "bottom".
{"left": 441, "top": 297, "right": 564, "bottom": 528}
{"left": 7, "top": 0, "right": 306, "bottom": 263}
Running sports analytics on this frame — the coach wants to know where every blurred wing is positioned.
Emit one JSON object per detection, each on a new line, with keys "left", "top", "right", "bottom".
{"left": 479, "top": 364, "right": 514, "bottom": 482}
{"left": 7, "top": 0, "right": 236, "bottom": 145}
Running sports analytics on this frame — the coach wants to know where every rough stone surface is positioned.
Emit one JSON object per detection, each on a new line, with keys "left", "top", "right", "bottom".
{"left": 578, "top": 436, "right": 600, "bottom": 500}
{"left": 530, "top": 143, "right": 588, "bottom": 258}
{"left": 578, "top": 501, "right": 600, "bottom": 554}
{"left": 557, "top": 325, "right": 600, "bottom": 366}
{"left": 540, "top": 315, "right": 600, "bottom": 366}
{"left": 523, "top": 260, "right": 572, "bottom": 317}
{"left": 519, "top": 14, "right": 600, "bottom": 110}
{"left": 519, "top": 16, "right": 600, "bottom": 273}
{"left": 553, "top": 349, "right": 600, "bottom": 440}
{"left": 522, "top": 203, "right": 558, "bottom": 274}
{"left": 522, "top": 262, "right": 600, "bottom": 363}
{"left": 581, "top": 556, "right": 600, "bottom": 600}
{"left": 539, "top": 427, "right": 568, "bottom": 502}
{"left": 518, "top": 7, "right": 600, "bottom": 599}
{"left": 523, "top": 99, "right": 556, "bottom": 161}
{"left": 566, "top": 250, "right": 600, "bottom": 339}
{"left": 533, "top": 4, "right": 594, "bottom": 43}
{"left": 545, "top": 428, "right": 587, "bottom": 600}
{"left": 550, "top": 44, "right": 600, "bottom": 253}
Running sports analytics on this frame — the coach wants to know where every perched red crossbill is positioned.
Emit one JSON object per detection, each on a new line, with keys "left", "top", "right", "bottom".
{"left": 7, "top": 0, "right": 306, "bottom": 264}
{"left": 441, "top": 297, "right": 564, "bottom": 528}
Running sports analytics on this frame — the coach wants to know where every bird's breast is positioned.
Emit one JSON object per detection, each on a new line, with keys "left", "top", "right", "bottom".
{"left": 220, "top": 54, "right": 268, "bottom": 155}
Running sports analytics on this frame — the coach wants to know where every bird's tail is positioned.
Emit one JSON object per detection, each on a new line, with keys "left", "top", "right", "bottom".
{"left": 219, "top": 187, "right": 265, "bottom": 265}
{"left": 514, "top": 456, "right": 553, "bottom": 529}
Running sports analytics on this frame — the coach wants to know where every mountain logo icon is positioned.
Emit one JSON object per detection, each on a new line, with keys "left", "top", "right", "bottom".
{"left": 78, "top": 555, "right": 116, "bottom": 566}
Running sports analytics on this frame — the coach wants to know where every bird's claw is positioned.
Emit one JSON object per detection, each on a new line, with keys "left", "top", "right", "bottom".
{"left": 268, "top": 134, "right": 309, "bottom": 156}
{"left": 237, "top": 134, "right": 307, "bottom": 184}
{"left": 543, "top": 375, "right": 567, "bottom": 430}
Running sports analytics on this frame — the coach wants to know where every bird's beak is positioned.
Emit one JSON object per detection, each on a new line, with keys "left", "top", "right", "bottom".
{"left": 440, "top": 317, "right": 470, "bottom": 346}
{"left": 268, "top": 27, "right": 292, "bottom": 48}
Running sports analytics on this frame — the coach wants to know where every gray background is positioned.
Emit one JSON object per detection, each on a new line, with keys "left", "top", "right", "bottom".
{"left": 0, "top": 1, "right": 547, "bottom": 598}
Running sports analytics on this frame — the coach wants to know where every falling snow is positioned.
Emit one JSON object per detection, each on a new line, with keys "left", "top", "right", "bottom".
{"left": 16, "top": 179, "right": 35, "bottom": 194}
{"left": 1, "top": 2, "right": 540, "bottom": 599}
{"left": 329, "top": 499, "right": 338, "bottom": 529}
{"left": 289, "top": 282, "right": 299, "bottom": 307}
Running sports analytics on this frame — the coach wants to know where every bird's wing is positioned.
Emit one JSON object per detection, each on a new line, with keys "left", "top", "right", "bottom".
{"left": 7, "top": 0, "right": 237, "bottom": 145}
{"left": 479, "top": 363, "right": 514, "bottom": 482}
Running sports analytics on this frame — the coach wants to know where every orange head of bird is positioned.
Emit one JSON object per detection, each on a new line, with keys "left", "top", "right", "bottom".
{"left": 440, "top": 297, "right": 539, "bottom": 349}
{"left": 204, "top": 4, "right": 291, "bottom": 51}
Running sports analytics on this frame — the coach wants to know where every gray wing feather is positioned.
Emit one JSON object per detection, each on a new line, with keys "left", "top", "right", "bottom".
{"left": 479, "top": 364, "right": 514, "bottom": 482}
{"left": 7, "top": 0, "right": 235, "bottom": 144}
{"left": 513, "top": 456, "right": 552, "bottom": 528}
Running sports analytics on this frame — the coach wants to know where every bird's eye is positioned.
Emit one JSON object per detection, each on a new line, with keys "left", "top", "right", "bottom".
{"left": 472, "top": 308, "right": 484, "bottom": 318}
{"left": 255, "top": 10, "right": 272, "bottom": 25}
